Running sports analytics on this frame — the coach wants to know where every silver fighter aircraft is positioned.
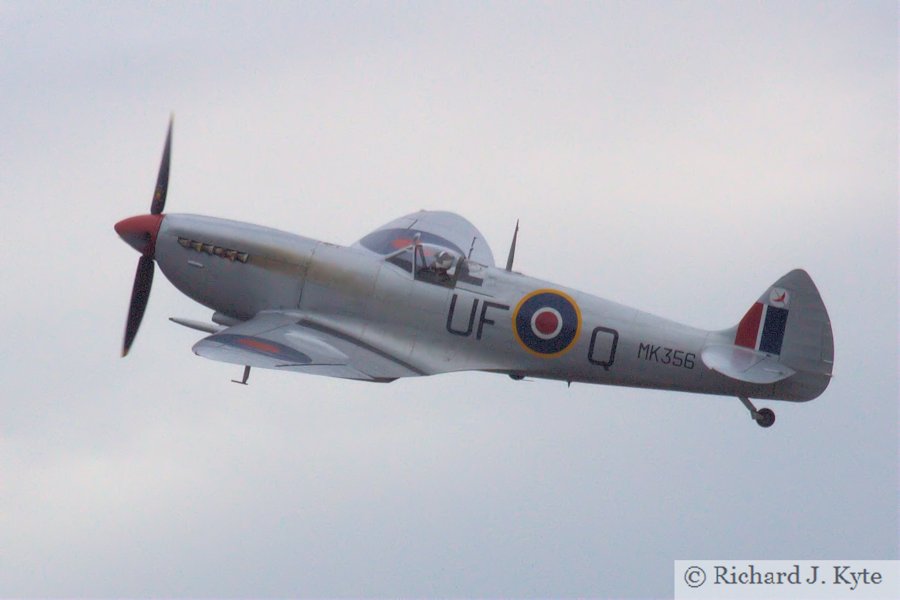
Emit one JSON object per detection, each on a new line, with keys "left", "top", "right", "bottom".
{"left": 116, "top": 121, "right": 834, "bottom": 428}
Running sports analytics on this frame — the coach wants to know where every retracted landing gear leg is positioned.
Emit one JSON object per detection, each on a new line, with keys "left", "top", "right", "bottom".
{"left": 739, "top": 396, "right": 775, "bottom": 428}
{"left": 232, "top": 365, "right": 251, "bottom": 385}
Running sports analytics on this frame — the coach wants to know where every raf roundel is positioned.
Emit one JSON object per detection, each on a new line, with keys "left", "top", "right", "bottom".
{"left": 513, "top": 289, "right": 581, "bottom": 357}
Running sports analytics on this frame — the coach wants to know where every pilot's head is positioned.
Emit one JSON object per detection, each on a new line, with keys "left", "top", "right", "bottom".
{"left": 434, "top": 250, "right": 454, "bottom": 270}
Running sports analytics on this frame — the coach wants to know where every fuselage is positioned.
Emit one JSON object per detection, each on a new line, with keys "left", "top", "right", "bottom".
{"left": 153, "top": 213, "right": 829, "bottom": 401}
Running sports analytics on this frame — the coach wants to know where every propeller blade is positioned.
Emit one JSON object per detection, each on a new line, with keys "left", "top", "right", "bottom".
{"left": 150, "top": 116, "right": 173, "bottom": 215}
{"left": 122, "top": 255, "right": 155, "bottom": 356}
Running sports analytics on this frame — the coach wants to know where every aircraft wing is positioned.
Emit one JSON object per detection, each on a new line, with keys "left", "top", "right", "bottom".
{"left": 352, "top": 210, "right": 496, "bottom": 266}
{"left": 191, "top": 311, "right": 424, "bottom": 382}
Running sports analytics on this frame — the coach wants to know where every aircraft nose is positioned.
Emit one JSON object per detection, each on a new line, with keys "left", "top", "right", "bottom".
{"left": 115, "top": 214, "right": 164, "bottom": 256}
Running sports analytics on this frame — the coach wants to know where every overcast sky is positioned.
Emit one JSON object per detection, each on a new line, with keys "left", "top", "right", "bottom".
{"left": 1, "top": 2, "right": 897, "bottom": 598}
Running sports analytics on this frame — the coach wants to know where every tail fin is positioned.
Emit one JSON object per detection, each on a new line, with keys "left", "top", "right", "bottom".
{"left": 705, "top": 269, "right": 834, "bottom": 399}
{"left": 732, "top": 269, "right": 834, "bottom": 374}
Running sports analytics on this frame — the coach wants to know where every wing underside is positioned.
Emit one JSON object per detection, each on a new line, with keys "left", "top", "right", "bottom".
{"left": 191, "top": 312, "right": 425, "bottom": 382}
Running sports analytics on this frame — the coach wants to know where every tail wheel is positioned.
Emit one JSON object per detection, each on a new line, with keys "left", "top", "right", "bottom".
{"left": 756, "top": 408, "right": 776, "bottom": 428}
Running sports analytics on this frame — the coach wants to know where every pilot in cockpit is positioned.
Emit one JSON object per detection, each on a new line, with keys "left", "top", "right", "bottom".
{"left": 432, "top": 250, "right": 455, "bottom": 278}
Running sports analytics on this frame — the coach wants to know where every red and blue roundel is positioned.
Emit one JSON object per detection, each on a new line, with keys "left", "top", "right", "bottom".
{"left": 513, "top": 289, "right": 581, "bottom": 357}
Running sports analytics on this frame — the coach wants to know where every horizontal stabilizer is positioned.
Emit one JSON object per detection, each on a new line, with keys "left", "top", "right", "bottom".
{"left": 701, "top": 344, "right": 796, "bottom": 384}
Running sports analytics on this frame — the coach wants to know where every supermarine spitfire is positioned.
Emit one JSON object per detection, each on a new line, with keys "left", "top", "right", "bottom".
{"left": 116, "top": 121, "right": 834, "bottom": 428}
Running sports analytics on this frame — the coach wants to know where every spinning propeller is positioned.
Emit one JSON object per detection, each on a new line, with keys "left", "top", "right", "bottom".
{"left": 114, "top": 117, "right": 172, "bottom": 356}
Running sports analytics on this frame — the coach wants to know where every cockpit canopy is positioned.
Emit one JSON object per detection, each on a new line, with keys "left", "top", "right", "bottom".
{"left": 352, "top": 210, "right": 496, "bottom": 266}
{"left": 353, "top": 210, "right": 494, "bottom": 288}
{"left": 376, "top": 241, "right": 463, "bottom": 287}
